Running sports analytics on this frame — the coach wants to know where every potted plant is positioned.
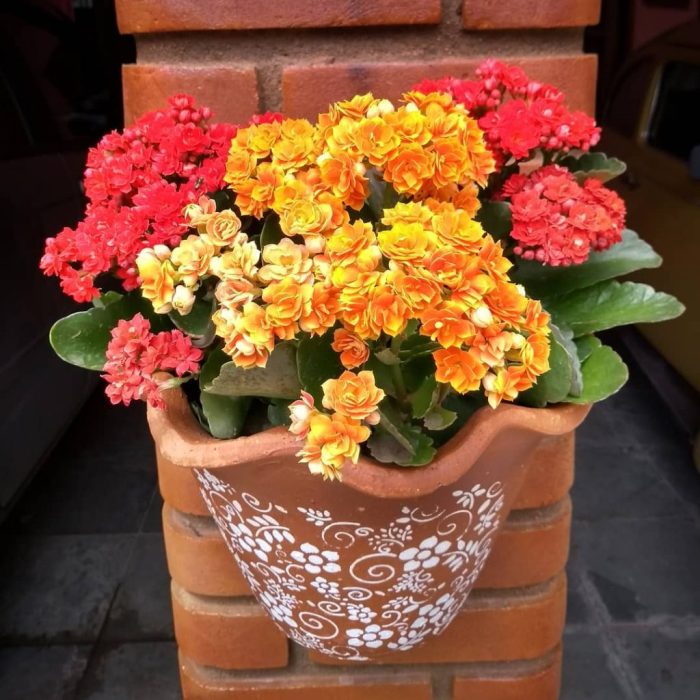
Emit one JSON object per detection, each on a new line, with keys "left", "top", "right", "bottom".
{"left": 41, "top": 62, "right": 683, "bottom": 661}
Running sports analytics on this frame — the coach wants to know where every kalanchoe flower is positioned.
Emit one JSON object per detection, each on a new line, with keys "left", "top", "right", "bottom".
{"left": 413, "top": 60, "right": 601, "bottom": 166}
{"left": 499, "top": 165, "right": 626, "bottom": 266}
{"left": 102, "top": 313, "right": 203, "bottom": 408}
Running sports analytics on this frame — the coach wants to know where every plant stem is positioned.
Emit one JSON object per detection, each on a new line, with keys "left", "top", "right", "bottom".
{"left": 389, "top": 334, "right": 407, "bottom": 405}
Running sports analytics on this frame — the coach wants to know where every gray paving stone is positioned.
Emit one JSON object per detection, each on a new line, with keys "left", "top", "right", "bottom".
{"left": 0, "top": 645, "right": 90, "bottom": 700}
{"left": 616, "top": 626, "right": 700, "bottom": 700}
{"left": 573, "top": 517, "right": 700, "bottom": 622}
{"left": 565, "top": 565, "right": 593, "bottom": 628}
{"left": 561, "top": 631, "right": 627, "bottom": 699}
{"left": 0, "top": 534, "right": 134, "bottom": 643}
{"left": 572, "top": 444, "right": 685, "bottom": 520}
{"left": 102, "top": 533, "right": 174, "bottom": 642}
{"left": 75, "top": 641, "right": 180, "bottom": 700}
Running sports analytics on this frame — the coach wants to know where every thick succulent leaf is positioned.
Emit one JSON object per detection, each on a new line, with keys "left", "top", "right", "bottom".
{"left": 567, "top": 344, "right": 629, "bottom": 404}
{"left": 267, "top": 399, "right": 292, "bottom": 427}
{"left": 169, "top": 294, "right": 215, "bottom": 341}
{"left": 410, "top": 375, "right": 438, "bottom": 419}
{"left": 558, "top": 151, "right": 627, "bottom": 183}
{"left": 365, "top": 354, "right": 397, "bottom": 399}
{"left": 205, "top": 342, "right": 301, "bottom": 399}
{"left": 423, "top": 406, "right": 457, "bottom": 431}
{"left": 476, "top": 201, "right": 512, "bottom": 241}
{"left": 551, "top": 324, "right": 583, "bottom": 397}
{"left": 429, "top": 392, "right": 487, "bottom": 447}
{"left": 260, "top": 214, "right": 283, "bottom": 249}
{"left": 574, "top": 335, "right": 602, "bottom": 363}
{"left": 518, "top": 334, "right": 573, "bottom": 407}
{"left": 547, "top": 280, "right": 685, "bottom": 335}
{"left": 513, "top": 230, "right": 662, "bottom": 298}
{"left": 200, "top": 392, "right": 251, "bottom": 439}
{"left": 49, "top": 292, "right": 168, "bottom": 371}
{"left": 296, "top": 332, "right": 344, "bottom": 404}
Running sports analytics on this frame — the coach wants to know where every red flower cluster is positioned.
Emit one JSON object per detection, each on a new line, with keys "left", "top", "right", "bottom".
{"left": 413, "top": 60, "right": 600, "bottom": 165}
{"left": 103, "top": 313, "right": 203, "bottom": 408}
{"left": 499, "top": 165, "right": 626, "bottom": 266}
{"left": 40, "top": 96, "right": 282, "bottom": 303}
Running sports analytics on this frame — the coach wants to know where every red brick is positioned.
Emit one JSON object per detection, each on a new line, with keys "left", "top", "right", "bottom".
{"left": 171, "top": 583, "right": 288, "bottom": 670}
{"left": 514, "top": 433, "right": 574, "bottom": 510}
{"left": 453, "top": 648, "right": 562, "bottom": 700}
{"left": 162, "top": 505, "right": 250, "bottom": 598}
{"left": 122, "top": 64, "right": 259, "bottom": 126}
{"left": 116, "top": 0, "right": 440, "bottom": 33}
{"left": 282, "top": 55, "right": 597, "bottom": 118}
{"left": 310, "top": 573, "right": 566, "bottom": 666}
{"left": 463, "top": 0, "right": 600, "bottom": 29}
{"left": 180, "top": 656, "right": 433, "bottom": 699}
{"left": 479, "top": 498, "right": 570, "bottom": 589}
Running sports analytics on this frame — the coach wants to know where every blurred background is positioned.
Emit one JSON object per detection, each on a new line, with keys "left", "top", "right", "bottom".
{"left": 0, "top": 1, "right": 698, "bottom": 698}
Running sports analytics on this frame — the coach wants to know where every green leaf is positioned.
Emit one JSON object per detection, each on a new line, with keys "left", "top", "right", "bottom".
{"left": 49, "top": 292, "right": 169, "bottom": 371}
{"left": 398, "top": 334, "right": 440, "bottom": 360}
{"left": 366, "top": 170, "right": 385, "bottom": 220}
{"left": 430, "top": 392, "right": 487, "bottom": 447}
{"left": 199, "top": 348, "right": 229, "bottom": 388}
{"left": 423, "top": 406, "right": 457, "bottom": 431}
{"left": 375, "top": 348, "right": 401, "bottom": 365}
{"left": 518, "top": 334, "right": 573, "bottom": 407}
{"left": 567, "top": 344, "right": 629, "bottom": 404}
{"left": 513, "top": 230, "right": 662, "bottom": 298}
{"left": 169, "top": 294, "right": 214, "bottom": 340}
{"left": 410, "top": 375, "right": 437, "bottom": 419}
{"left": 296, "top": 332, "right": 345, "bottom": 404}
{"left": 547, "top": 280, "right": 685, "bottom": 335}
{"left": 558, "top": 151, "right": 627, "bottom": 183}
{"left": 267, "top": 399, "right": 292, "bottom": 427}
{"left": 551, "top": 323, "right": 583, "bottom": 397}
{"left": 476, "top": 201, "right": 512, "bottom": 241}
{"left": 200, "top": 392, "right": 251, "bottom": 439}
{"left": 368, "top": 404, "right": 436, "bottom": 467}
{"left": 205, "top": 342, "right": 301, "bottom": 399}
{"left": 260, "top": 214, "right": 283, "bottom": 249}
{"left": 365, "top": 353, "right": 397, "bottom": 399}
{"left": 574, "top": 335, "right": 602, "bottom": 364}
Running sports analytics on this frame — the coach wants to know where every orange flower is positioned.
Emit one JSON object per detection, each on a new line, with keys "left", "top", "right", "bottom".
{"left": 321, "top": 370, "right": 385, "bottom": 422}
{"left": 432, "top": 138, "right": 467, "bottom": 189}
{"left": 352, "top": 117, "right": 400, "bottom": 167}
{"left": 136, "top": 249, "right": 175, "bottom": 313}
{"left": 271, "top": 118, "right": 316, "bottom": 171}
{"left": 519, "top": 332, "right": 551, "bottom": 379}
{"left": 262, "top": 278, "right": 313, "bottom": 339}
{"left": 224, "top": 148, "right": 257, "bottom": 188}
{"left": 171, "top": 235, "right": 215, "bottom": 287}
{"left": 331, "top": 329, "right": 370, "bottom": 370}
{"left": 318, "top": 152, "right": 368, "bottom": 210}
{"left": 482, "top": 366, "right": 531, "bottom": 408}
{"left": 452, "top": 183, "right": 481, "bottom": 218}
{"left": 420, "top": 302, "right": 476, "bottom": 348}
{"left": 214, "top": 302, "right": 275, "bottom": 369}
{"left": 258, "top": 238, "right": 314, "bottom": 285}
{"left": 205, "top": 210, "right": 244, "bottom": 248}
{"left": 297, "top": 411, "right": 370, "bottom": 481}
{"left": 279, "top": 197, "right": 336, "bottom": 239}
{"left": 434, "top": 347, "right": 487, "bottom": 394}
{"left": 378, "top": 222, "right": 436, "bottom": 262}
{"left": 426, "top": 247, "right": 470, "bottom": 289}
{"left": 383, "top": 143, "right": 433, "bottom": 196}
{"left": 299, "top": 284, "right": 339, "bottom": 336}
{"left": 431, "top": 207, "right": 484, "bottom": 252}
{"left": 485, "top": 282, "right": 528, "bottom": 325}
{"left": 385, "top": 266, "right": 442, "bottom": 314}
{"left": 367, "top": 284, "right": 410, "bottom": 338}
{"left": 215, "top": 277, "right": 259, "bottom": 310}
{"left": 325, "top": 220, "right": 376, "bottom": 263}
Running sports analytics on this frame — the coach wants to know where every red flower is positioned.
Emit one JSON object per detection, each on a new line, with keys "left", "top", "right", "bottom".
{"left": 502, "top": 166, "right": 625, "bottom": 266}
{"left": 102, "top": 314, "right": 203, "bottom": 408}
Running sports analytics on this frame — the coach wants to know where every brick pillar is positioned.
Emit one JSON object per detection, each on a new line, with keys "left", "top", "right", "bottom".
{"left": 117, "top": 2, "right": 600, "bottom": 696}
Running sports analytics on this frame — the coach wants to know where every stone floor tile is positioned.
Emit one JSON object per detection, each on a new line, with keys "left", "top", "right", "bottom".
{"left": 75, "top": 641, "right": 180, "bottom": 700}
{"left": 564, "top": 565, "right": 592, "bottom": 628}
{"left": 0, "top": 534, "right": 134, "bottom": 643}
{"left": 561, "top": 631, "right": 628, "bottom": 700}
{"left": 573, "top": 517, "right": 700, "bottom": 622}
{"left": 616, "top": 626, "right": 700, "bottom": 700}
{"left": 0, "top": 645, "right": 91, "bottom": 700}
{"left": 572, "top": 444, "right": 686, "bottom": 520}
{"left": 101, "top": 533, "right": 174, "bottom": 642}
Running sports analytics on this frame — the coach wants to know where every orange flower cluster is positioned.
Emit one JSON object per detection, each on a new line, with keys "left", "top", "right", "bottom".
{"left": 290, "top": 372, "right": 384, "bottom": 481}
{"left": 135, "top": 92, "right": 551, "bottom": 478}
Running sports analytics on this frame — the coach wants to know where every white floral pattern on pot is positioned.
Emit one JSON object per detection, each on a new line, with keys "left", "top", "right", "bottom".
{"left": 195, "top": 469, "right": 505, "bottom": 660}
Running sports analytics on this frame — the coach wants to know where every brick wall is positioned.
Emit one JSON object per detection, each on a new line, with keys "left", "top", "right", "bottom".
{"left": 117, "top": 2, "right": 600, "bottom": 696}
{"left": 117, "top": 0, "right": 600, "bottom": 126}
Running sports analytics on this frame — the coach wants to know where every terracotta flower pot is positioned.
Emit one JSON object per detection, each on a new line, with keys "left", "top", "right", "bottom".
{"left": 148, "top": 389, "right": 588, "bottom": 661}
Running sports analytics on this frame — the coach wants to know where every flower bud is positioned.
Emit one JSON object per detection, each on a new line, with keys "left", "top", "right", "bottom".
{"left": 482, "top": 373, "right": 497, "bottom": 392}
{"left": 153, "top": 244, "right": 171, "bottom": 261}
{"left": 471, "top": 304, "right": 494, "bottom": 328}
{"left": 171, "top": 285, "right": 195, "bottom": 315}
